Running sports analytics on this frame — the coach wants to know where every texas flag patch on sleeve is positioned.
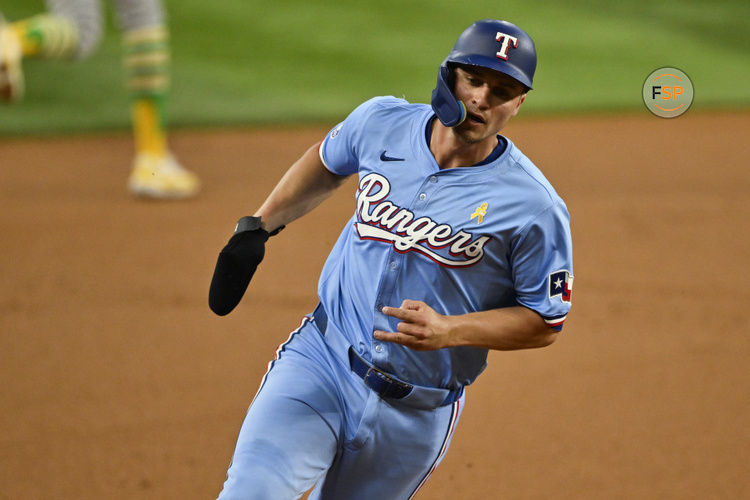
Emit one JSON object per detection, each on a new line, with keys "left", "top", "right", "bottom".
{"left": 542, "top": 270, "right": 573, "bottom": 331}
{"left": 549, "top": 270, "right": 573, "bottom": 303}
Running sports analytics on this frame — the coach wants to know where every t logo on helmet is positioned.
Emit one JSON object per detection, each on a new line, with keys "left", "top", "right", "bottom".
{"left": 495, "top": 32, "right": 519, "bottom": 60}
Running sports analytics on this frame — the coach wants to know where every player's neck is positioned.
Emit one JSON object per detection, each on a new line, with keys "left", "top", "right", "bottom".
{"left": 429, "top": 119, "right": 498, "bottom": 169}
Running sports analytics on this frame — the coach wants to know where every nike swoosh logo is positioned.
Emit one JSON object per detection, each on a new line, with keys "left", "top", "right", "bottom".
{"left": 380, "top": 151, "right": 405, "bottom": 162}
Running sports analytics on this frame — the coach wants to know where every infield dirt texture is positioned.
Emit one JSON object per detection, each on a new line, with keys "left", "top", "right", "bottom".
{"left": 1, "top": 110, "right": 749, "bottom": 499}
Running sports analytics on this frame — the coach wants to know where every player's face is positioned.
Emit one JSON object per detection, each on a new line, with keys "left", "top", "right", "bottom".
{"left": 452, "top": 65, "right": 527, "bottom": 144}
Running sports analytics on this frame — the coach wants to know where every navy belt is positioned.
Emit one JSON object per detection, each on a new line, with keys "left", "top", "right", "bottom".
{"left": 311, "top": 304, "right": 463, "bottom": 406}
{"left": 348, "top": 347, "right": 413, "bottom": 399}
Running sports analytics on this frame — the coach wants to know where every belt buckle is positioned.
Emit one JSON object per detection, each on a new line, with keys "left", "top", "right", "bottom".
{"left": 365, "top": 366, "right": 391, "bottom": 386}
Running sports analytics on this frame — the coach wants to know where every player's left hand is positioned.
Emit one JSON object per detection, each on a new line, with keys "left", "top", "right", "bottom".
{"left": 374, "top": 300, "right": 453, "bottom": 351}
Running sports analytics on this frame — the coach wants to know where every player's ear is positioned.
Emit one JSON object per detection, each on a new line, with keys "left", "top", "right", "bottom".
{"left": 511, "top": 93, "right": 526, "bottom": 117}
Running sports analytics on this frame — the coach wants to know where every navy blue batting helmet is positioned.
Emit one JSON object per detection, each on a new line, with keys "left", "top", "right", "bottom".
{"left": 431, "top": 19, "right": 537, "bottom": 127}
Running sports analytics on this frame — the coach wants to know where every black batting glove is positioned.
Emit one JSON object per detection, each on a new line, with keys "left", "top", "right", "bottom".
{"left": 208, "top": 216, "right": 283, "bottom": 316}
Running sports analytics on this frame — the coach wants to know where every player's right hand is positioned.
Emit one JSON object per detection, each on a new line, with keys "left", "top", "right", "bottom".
{"left": 208, "top": 217, "right": 270, "bottom": 316}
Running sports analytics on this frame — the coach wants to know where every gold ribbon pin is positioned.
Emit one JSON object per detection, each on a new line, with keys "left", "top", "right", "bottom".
{"left": 471, "top": 202, "right": 488, "bottom": 224}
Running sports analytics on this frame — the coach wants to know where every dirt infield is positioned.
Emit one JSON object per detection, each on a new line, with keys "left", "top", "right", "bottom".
{"left": 1, "top": 111, "right": 749, "bottom": 499}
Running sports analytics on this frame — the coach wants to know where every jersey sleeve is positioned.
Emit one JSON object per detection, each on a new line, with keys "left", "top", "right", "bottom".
{"left": 510, "top": 201, "right": 574, "bottom": 331}
{"left": 318, "top": 97, "right": 384, "bottom": 176}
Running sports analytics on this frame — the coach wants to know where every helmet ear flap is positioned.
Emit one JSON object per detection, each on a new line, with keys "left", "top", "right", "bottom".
{"left": 431, "top": 63, "right": 466, "bottom": 127}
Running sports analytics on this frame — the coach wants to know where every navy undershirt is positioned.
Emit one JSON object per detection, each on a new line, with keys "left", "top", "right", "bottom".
{"left": 425, "top": 116, "right": 507, "bottom": 167}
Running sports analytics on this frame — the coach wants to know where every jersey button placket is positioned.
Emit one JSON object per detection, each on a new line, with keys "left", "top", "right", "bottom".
{"left": 374, "top": 250, "right": 403, "bottom": 363}
{"left": 417, "top": 174, "right": 437, "bottom": 203}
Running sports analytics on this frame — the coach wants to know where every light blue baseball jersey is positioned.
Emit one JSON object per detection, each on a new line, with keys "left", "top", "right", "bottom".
{"left": 318, "top": 96, "right": 573, "bottom": 389}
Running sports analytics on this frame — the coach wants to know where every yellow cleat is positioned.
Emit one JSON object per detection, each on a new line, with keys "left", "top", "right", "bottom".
{"left": 0, "top": 13, "right": 24, "bottom": 102}
{"left": 128, "top": 153, "right": 201, "bottom": 200}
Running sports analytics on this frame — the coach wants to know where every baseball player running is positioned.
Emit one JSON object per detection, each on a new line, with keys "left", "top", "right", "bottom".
{"left": 209, "top": 19, "right": 573, "bottom": 499}
{"left": 0, "top": 0, "right": 199, "bottom": 199}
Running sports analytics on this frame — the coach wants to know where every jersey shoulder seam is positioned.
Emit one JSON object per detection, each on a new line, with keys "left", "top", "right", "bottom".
{"left": 514, "top": 201, "right": 564, "bottom": 244}
{"left": 356, "top": 96, "right": 411, "bottom": 136}
{"left": 507, "top": 148, "right": 557, "bottom": 204}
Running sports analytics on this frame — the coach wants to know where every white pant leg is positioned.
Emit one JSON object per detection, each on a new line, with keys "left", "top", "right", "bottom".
{"left": 217, "top": 320, "right": 346, "bottom": 499}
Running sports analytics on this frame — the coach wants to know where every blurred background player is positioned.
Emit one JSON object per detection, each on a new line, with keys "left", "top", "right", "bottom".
{"left": 0, "top": 0, "right": 200, "bottom": 199}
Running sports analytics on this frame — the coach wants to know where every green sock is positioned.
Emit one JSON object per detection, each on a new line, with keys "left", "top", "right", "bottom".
{"left": 13, "top": 14, "right": 78, "bottom": 59}
{"left": 123, "top": 25, "right": 170, "bottom": 156}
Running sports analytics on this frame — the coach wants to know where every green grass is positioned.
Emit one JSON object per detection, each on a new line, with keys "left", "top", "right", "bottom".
{"left": 1, "top": 0, "right": 749, "bottom": 135}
